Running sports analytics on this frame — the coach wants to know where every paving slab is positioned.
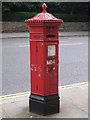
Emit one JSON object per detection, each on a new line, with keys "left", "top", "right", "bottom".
{"left": 0, "top": 82, "right": 88, "bottom": 118}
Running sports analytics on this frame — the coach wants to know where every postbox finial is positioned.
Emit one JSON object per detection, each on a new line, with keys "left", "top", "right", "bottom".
{"left": 42, "top": 3, "right": 47, "bottom": 13}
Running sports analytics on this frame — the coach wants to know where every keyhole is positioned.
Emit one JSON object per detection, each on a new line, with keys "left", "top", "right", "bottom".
{"left": 36, "top": 43, "right": 38, "bottom": 54}
{"left": 49, "top": 66, "right": 53, "bottom": 72}
{"left": 36, "top": 84, "right": 38, "bottom": 91}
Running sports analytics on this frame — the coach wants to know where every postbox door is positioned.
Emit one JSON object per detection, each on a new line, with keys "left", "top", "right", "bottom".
{"left": 30, "top": 42, "right": 37, "bottom": 93}
{"left": 44, "top": 42, "right": 59, "bottom": 95}
{"left": 36, "top": 42, "right": 44, "bottom": 95}
{"left": 30, "top": 41, "right": 45, "bottom": 95}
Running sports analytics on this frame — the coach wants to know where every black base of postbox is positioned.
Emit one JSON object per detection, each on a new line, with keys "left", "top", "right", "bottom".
{"left": 29, "top": 93, "right": 60, "bottom": 116}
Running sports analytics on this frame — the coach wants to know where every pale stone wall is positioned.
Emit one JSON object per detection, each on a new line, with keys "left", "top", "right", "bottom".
{"left": 2, "top": 22, "right": 88, "bottom": 33}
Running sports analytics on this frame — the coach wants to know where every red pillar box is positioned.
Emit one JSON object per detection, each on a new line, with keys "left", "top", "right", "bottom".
{"left": 25, "top": 3, "right": 63, "bottom": 116}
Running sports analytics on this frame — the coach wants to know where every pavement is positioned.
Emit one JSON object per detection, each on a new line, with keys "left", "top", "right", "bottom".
{"left": 0, "top": 31, "right": 88, "bottom": 39}
{"left": 0, "top": 82, "right": 88, "bottom": 119}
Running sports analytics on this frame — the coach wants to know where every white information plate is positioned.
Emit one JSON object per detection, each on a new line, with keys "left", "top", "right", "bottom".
{"left": 48, "top": 45, "right": 56, "bottom": 56}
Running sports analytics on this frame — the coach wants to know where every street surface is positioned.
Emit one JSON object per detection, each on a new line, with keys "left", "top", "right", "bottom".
{"left": 2, "top": 36, "right": 88, "bottom": 95}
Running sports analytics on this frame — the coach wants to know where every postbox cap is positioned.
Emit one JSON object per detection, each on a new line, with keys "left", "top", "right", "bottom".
{"left": 25, "top": 3, "right": 63, "bottom": 25}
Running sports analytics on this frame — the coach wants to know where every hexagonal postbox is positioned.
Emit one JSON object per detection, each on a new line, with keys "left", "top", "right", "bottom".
{"left": 25, "top": 3, "right": 63, "bottom": 116}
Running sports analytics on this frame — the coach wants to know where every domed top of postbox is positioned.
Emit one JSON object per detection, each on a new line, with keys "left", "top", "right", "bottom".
{"left": 25, "top": 3, "right": 63, "bottom": 26}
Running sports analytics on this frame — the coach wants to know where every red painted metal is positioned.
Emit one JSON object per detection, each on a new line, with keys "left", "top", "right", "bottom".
{"left": 25, "top": 3, "right": 63, "bottom": 96}
{"left": 25, "top": 3, "right": 63, "bottom": 25}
